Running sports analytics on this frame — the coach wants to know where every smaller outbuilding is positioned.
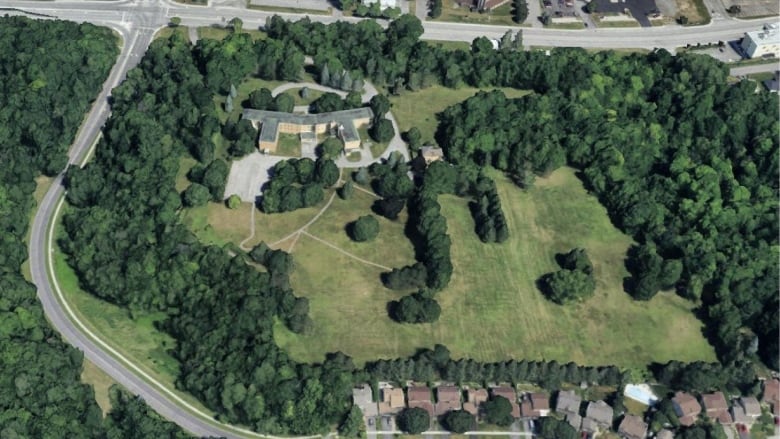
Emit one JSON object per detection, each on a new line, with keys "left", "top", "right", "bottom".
{"left": 421, "top": 146, "right": 444, "bottom": 164}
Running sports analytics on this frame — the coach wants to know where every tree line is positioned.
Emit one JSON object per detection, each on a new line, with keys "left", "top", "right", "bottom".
{"left": 0, "top": 16, "right": 194, "bottom": 439}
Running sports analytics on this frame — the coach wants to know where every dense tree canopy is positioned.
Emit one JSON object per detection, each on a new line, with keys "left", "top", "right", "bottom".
{"left": 397, "top": 407, "right": 430, "bottom": 434}
{"left": 442, "top": 410, "right": 475, "bottom": 433}
{"left": 483, "top": 396, "right": 514, "bottom": 427}
{"left": 349, "top": 215, "right": 380, "bottom": 242}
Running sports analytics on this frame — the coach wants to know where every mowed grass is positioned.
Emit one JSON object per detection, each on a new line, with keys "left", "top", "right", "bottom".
{"left": 390, "top": 86, "right": 531, "bottom": 146}
{"left": 81, "top": 359, "right": 117, "bottom": 416}
{"left": 275, "top": 167, "right": 716, "bottom": 368}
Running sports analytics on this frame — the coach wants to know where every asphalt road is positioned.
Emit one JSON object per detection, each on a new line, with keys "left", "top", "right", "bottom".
{"left": 16, "top": 0, "right": 778, "bottom": 437}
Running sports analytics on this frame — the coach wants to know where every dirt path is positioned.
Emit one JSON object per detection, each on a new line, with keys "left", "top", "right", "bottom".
{"left": 300, "top": 231, "right": 393, "bottom": 271}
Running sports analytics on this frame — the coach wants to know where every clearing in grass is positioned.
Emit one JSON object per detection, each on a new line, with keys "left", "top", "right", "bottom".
{"left": 275, "top": 167, "right": 717, "bottom": 368}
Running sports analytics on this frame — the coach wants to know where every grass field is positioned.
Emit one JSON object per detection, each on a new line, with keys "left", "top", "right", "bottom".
{"left": 154, "top": 25, "right": 189, "bottom": 41}
{"left": 275, "top": 167, "right": 716, "bottom": 368}
{"left": 276, "top": 132, "right": 302, "bottom": 157}
{"left": 389, "top": 86, "right": 531, "bottom": 146}
{"left": 197, "top": 26, "right": 267, "bottom": 41}
{"left": 81, "top": 359, "right": 117, "bottom": 415}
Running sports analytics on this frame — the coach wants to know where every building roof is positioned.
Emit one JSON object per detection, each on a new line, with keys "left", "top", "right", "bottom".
{"left": 739, "top": 396, "right": 761, "bottom": 418}
{"left": 421, "top": 146, "right": 444, "bottom": 159}
{"left": 566, "top": 413, "right": 582, "bottom": 430}
{"left": 586, "top": 400, "right": 614, "bottom": 426}
{"left": 556, "top": 390, "right": 582, "bottom": 415}
{"left": 491, "top": 387, "right": 517, "bottom": 402}
{"left": 657, "top": 429, "right": 674, "bottom": 439}
{"left": 702, "top": 392, "right": 729, "bottom": 413}
{"left": 435, "top": 399, "right": 462, "bottom": 415}
{"left": 407, "top": 386, "right": 431, "bottom": 403}
{"left": 530, "top": 393, "right": 550, "bottom": 412}
{"left": 731, "top": 404, "right": 750, "bottom": 424}
{"left": 715, "top": 410, "right": 733, "bottom": 425}
{"left": 745, "top": 23, "right": 780, "bottom": 46}
{"left": 383, "top": 388, "right": 406, "bottom": 409}
{"left": 510, "top": 401, "right": 521, "bottom": 419}
{"left": 353, "top": 385, "right": 378, "bottom": 417}
{"left": 437, "top": 386, "right": 461, "bottom": 402}
{"left": 673, "top": 392, "right": 702, "bottom": 417}
{"left": 618, "top": 414, "right": 648, "bottom": 439}
{"left": 467, "top": 388, "right": 488, "bottom": 405}
{"left": 581, "top": 416, "right": 599, "bottom": 433}
{"left": 243, "top": 107, "right": 373, "bottom": 146}
{"left": 409, "top": 400, "right": 435, "bottom": 418}
{"left": 462, "top": 401, "right": 478, "bottom": 415}
{"left": 520, "top": 401, "right": 534, "bottom": 418}
{"left": 763, "top": 379, "right": 780, "bottom": 405}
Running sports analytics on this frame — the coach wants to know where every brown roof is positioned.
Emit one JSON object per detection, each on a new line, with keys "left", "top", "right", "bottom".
{"left": 510, "top": 401, "right": 521, "bottom": 419}
{"left": 673, "top": 392, "right": 701, "bottom": 427}
{"left": 520, "top": 401, "right": 534, "bottom": 418}
{"left": 530, "top": 393, "right": 550, "bottom": 412}
{"left": 618, "top": 414, "right": 648, "bottom": 439}
{"left": 409, "top": 400, "right": 435, "bottom": 418}
{"left": 763, "top": 379, "right": 780, "bottom": 405}
{"left": 407, "top": 386, "right": 431, "bottom": 403}
{"left": 435, "top": 399, "right": 462, "bottom": 415}
{"left": 657, "top": 429, "right": 674, "bottom": 439}
{"left": 702, "top": 392, "right": 729, "bottom": 414}
{"left": 715, "top": 410, "right": 733, "bottom": 425}
{"left": 383, "top": 388, "right": 406, "bottom": 409}
{"left": 437, "top": 386, "right": 461, "bottom": 403}
{"left": 467, "top": 388, "right": 488, "bottom": 405}
{"left": 491, "top": 387, "right": 517, "bottom": 402}
{"left": 462, "top": 402, "right": 478, "bottom": 415}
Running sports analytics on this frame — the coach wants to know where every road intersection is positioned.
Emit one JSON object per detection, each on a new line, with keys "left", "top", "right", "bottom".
{"left": 17, "top": 0, "right": 778, "bottom": 436}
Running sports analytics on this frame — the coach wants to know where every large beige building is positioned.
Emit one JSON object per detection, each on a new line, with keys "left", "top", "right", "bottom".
{"left": 741, "top": 23, "right": 780, "bottom": 59}
{"left": 241, "top": 107, "right": 373, "bottom": 153}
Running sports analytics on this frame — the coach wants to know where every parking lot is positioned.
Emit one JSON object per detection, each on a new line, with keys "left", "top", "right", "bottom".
{"left": 592, "top": 0, "right": 659, "bottom": 25}
{"left": 223, "top": 152, "right": 286, "bottom": 203}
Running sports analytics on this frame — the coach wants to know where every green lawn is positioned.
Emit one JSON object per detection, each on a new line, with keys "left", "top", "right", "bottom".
{"left": 154, "top": 25, "right": 189, "bottom": 41}
{"left": 274, "top": 167, "right": 716, "bottom": 368}
{"left": 390, "top": 85, "right": 531, "bottom": 146}
{"left": 197, "top": 27, "right": 267, "bottom": 41}
{"left": 276, "top": 132, "right": 302, "bottom": 157}
{"left": 81, "top": 359, "right": 117, "bottom": 416}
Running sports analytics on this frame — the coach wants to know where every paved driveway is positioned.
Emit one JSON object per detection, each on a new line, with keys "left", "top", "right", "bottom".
{"left": 223, "top": 152, "right": 287, "bottom": 202}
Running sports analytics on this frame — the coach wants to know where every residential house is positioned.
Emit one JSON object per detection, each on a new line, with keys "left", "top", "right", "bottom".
{"left": 421, "top": 146, "right": 444, "bottom": 164}
{"left": 491, "top": 387, "right": 520, "bottom": 418}
{"left": 352, "top": 385, "right": 378, "bottom": 418}
{"left": 702, "top": 392, "right": 732, "bottom": 425}
{"left": 763, "top": 378, "right": 780, "bottom": 416}
{"left": 586, "top": 400, "right": 614, "bottom": 429}
{"left": 581, "top": 417, "right": 598, "bottom": 434}
{"left": 672, "top": 392, "right": 702, "bottom": 427}
{"left": 463, "top": 388, "right": 488, "bottom": 416}
{"left": 407, "top": 386, "right": 434, "bottom": 418}
{"left": 435, "top": 386, "right": 462, "bottom": 416}
{"left": 656, "top": 429, "right": 674, "bottom": 439}
{"left": 556, "top": 390, "right": 582, "bottom": 417}
{"left": 731, "top": 396, "right": 760, "bottom": 425}
{"left": 521, "top": 392, "right": 550, "bottom": 418}
{"left": 378, "top": 387, "right": 405, "bottom": 414}
{"left": 618, "top": 414, "right": 648, "bottom": 439}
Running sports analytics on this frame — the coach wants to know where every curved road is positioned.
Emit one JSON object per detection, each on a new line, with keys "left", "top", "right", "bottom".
{"left": 17, "top": 0, "right": 778, "bottom": 437}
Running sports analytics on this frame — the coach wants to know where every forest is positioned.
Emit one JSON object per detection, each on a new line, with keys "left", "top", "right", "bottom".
{"left": 52, "top": 12, "right": 776, "bottom": 436}
{"left": 0, "top": 16, "right": 190, "bottom": 438}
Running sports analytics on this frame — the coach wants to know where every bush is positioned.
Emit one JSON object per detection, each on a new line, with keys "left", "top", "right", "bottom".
{"left": 483, "top": 396, "right": 514, "bottom": 427}
{"left": 442, "top": 410, "right": 475, "bottom": 433}
{"left": 349, "top": 215, "right": 380, "bottom": 242}
{"left": 392, "top": 292, "right": 441, "bottom": 323}
{"left": 397, "top": 407, "right": 430, "bottom": 434}
{"left": 541, "top": 269, "right": 596, "bottom": 304}
{"left": 226, "top": 194, "right": 241, "bottom": 209}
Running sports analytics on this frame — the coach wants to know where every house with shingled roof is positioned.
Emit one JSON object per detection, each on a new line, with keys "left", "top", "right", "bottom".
{"left": 435, "top": 386, "right": 462, "bottom": 416}
{"left": 585, "top": 400, "right": 614, "bottom": 429}
{"left": 702, "top": 392, "right": 732, "bottom": 425}
{"left": 491, "top": 387, "right": 520, "bottom": 418}
{"left": 672, "top": 391, "right": 701, "bottom": 427}
{"left": 407, "top": 386, "right": 434, "bottom": 418}
{"left": 463, "top": 388, "right": 488, "bottom": 416}
{"left": 618, "top": 414, "right": 647, "bottom": 439}
{"left": 763, "top": 378, "right": 780, "bottom": 416}
{"left": 556, "top": 390, "right": 582, "bottom": 417}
